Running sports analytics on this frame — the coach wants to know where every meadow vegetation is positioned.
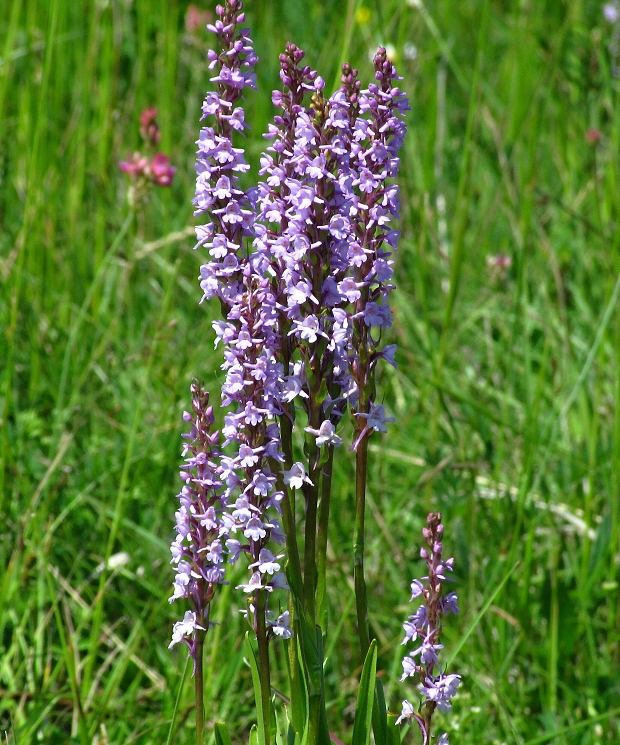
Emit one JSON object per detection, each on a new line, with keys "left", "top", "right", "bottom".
{"left": 1, "top": 0, "right": 619, "bottom": 743}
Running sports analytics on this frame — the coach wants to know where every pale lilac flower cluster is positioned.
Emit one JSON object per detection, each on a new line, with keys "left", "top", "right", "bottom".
{"left": 250, "top": 45, "right": 408, "bottom": 455}
{"left": 194, "top": 0, "right": 291, "bottom": 637}
{"left": 179, "top": 0, "right": 409, "bottom": 645}
{"left": 217, "top": 277, "right": 289, "bottom": 602}
{"left": 397, "top": 513, "right": 460, "bottom": 745}
{"left": 169, "top": 384, "right": 227, "bottom": 661}
{"left": 252, "top": 42, "right": 352, "bottom": 448}
{"left": 329, "top": 53, "right": 408, "bottom": 449}
{"left": 194, "top": 0, "right": 256, "bottom": 307}
{"left": 605, "top": 2, "right": 620, "bottom": 24}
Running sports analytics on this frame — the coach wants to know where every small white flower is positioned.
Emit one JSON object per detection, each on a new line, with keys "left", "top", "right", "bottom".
{"left": 403, "top": 43, "right": 417, "bottom": 61}
{"left": 236, "top": 571, "right": 265, "bottom": 593}
{"left": 355, "top": 403, "right": 395, "bottom": 433}
{"left": 395, "top": 699, "right": 415, "bottom": 725}
{"left": 169, "top": 610, "right": 204, "bottom": 649}
{"left": 271, "top": 611, "right": 293, "bottom": 639}
{"left": 283, "top": 462, "right": 313, "bottom": 490}
{"left": 249, "top": 548, "right": 283, "bottom": 575}
{"left": 304, "top": 420, "right": 343, "bottom": 447}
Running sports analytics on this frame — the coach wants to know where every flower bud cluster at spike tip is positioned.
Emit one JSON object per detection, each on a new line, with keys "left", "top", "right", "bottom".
{"left": 140, "top": 107, "right": 161, "bottom": 146}
{"left": 169, "top": 383, "right": 229, "bottom": 665}
{"left": 396, "top": 513, "right": 461, "bottom": 745}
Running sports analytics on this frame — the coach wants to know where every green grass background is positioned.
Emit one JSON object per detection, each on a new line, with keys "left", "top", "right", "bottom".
{"left": 1, "top": 0, "right": 620, "bottom": 742}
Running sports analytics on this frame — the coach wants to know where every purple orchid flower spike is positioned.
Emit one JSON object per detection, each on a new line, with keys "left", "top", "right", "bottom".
{"left": 397, "top": 513, "right": 461, "bottom": 745}
{"left": 169, "top": 383, "right": 228, "bottom": 668}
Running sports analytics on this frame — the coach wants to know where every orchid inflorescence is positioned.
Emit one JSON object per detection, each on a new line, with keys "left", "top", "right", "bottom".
{"left": 397, "top": 513, "right": 461, "bottom": 745}
{"left": 168, "top": 2, "right": 461, "bottom": 743}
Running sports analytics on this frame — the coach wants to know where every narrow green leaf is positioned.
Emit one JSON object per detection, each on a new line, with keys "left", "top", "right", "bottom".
{"left": 165, "top": 652, "right": 190, "bottom": 745}
{"left": 287, "top": 634, "right": 308, "bottom": 736}
{"left": 315, "top": 628, "right": 330, "bottom": 745}
{"left": 386, "top": 713, "right": 402, "bottom": 745}
{"left": 295, "top": 603, "right": 322, "bottom": 696}
{"left": 286, "top": 551, "right": 304, "bottom": 604}
{"left": 245, "top": 633, "right": 266, "bottom": 745}
{"left": 351, "top": 640, "right": 378, "bottom": 745}
{"left": 523, "top": 707, "right": 620, "bottom": 745}
{"left": 315, "top": 378, "right": 329, "bottom": 405}
{"left": 373, "top": 677, "right": 388, "bottom": 745}
{"left": 269, "top": 694, "right": 278, "bottom": 743}
{"left": 214, "top": 722, "right": 234, "bottom": 745}
{"left": 249, "top": 724, "right": 259, "bottom": 745}
{"left": 287, "top": 722, "right": 297, "bottom": 745}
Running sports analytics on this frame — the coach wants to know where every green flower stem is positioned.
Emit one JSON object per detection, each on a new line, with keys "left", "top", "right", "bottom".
{"left": 275, "top": 318, "right": 304, "bottom": 603}
{"left": 303, "top": 473, "right": 319, "bottom": 624}
{"left": 354, "top": 431, "right": 371, "bottom": 660}
{"left": 276, "top": 409, "right": 304, "bottom": 602}
{"left": 316, "top": 445, "right": 334, "bottom": 629}
{"left": 306, "top": 695, "right": 322, "bottom": 745}
{"left": 303, "top": 365, "right": 323, "bottom": 624}
{"left": 195, "top": 631, "right": 205, "bottom": 745}
{"left": 255, "top": 589, "right": 272, "bottom": 745}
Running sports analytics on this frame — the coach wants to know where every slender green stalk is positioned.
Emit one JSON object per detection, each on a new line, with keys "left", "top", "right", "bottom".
{"left": 353, "top": 434, "right": 370, "bottom": 660}
{"left": 316, "top": 446, "right": 334, "bottom": 630}
{"left": 166, "top": 655, "right": 190, "bottom": 745}
{"left": 303, "top": 475, "right": 319, "bottom": 624}
{"left": 277, "top": 409, "right": 304, "bottom": 602}
{"left": 306, "top": 696, "right": 322, "bottom": 745}
{"left": 195, "top": 632, "right": 205, "bottom": 745}
{"left": 255, "top": 589, "right": 272, "bottom": 745}
{"left": 278, "top": 475, "right": 304, "bottom": 603}
{"left": 303, "top": 366, "right": 323, "bottom": 624}
{"left": 81, "top": 239, "right": 171, "bottom": 700}
{"left": 1, "top": 0, "right": 60, "bottom": 512}
{"left": 611, "top": 311, "right": 620, "bottom": 651}
{"left": 276, "top": 320, "right": 304, "bottom": 603}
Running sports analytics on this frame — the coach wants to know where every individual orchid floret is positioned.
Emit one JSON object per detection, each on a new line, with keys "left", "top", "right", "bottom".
{"left": 169, "top": 610, "right": 205, "bottom": 650}
{"left": 304, "top": 421, "right": 343, "bottom": 448}
{"left": 270, "top": 610, "right": 294, "bottom": 639}
{"left": 397, "top": 513, "right": 460, "bottom": 745}
{"left": 283, "top": 462, "right": 313, "bottom": 489}
{"left": 352, "top": 403, "right": 395, "bottom": 450}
